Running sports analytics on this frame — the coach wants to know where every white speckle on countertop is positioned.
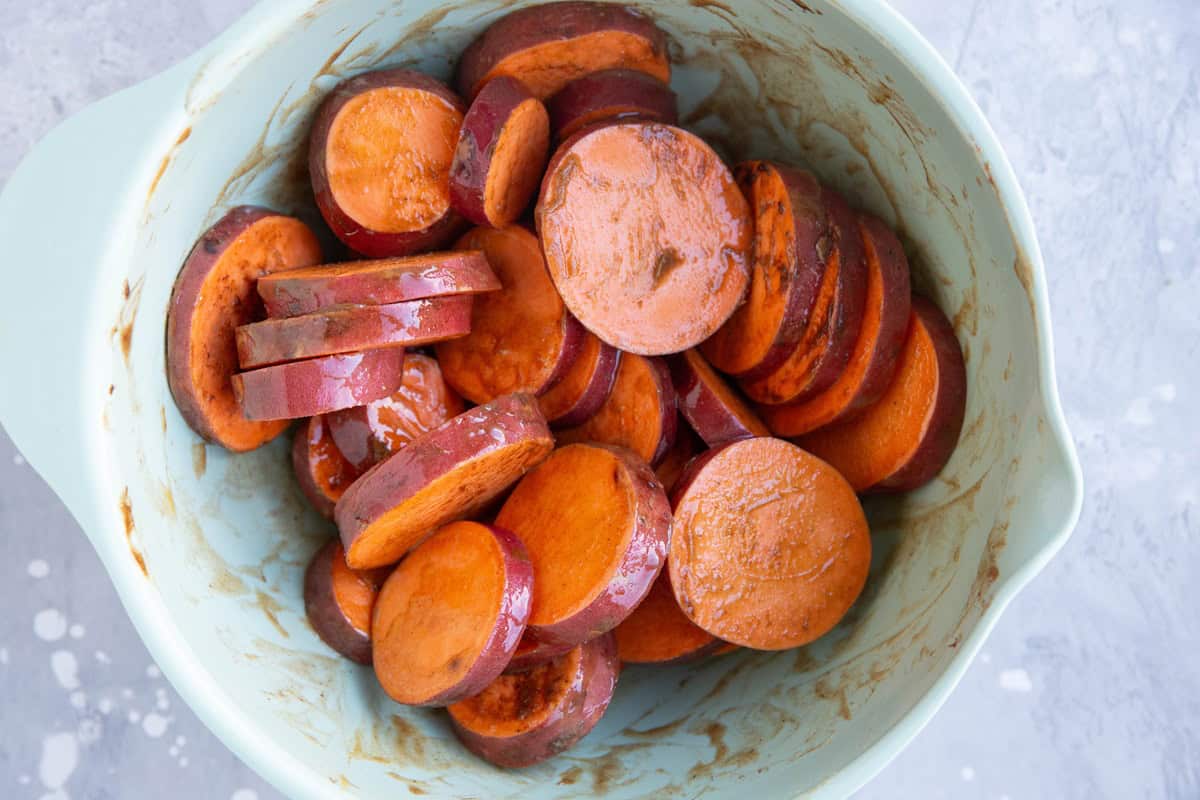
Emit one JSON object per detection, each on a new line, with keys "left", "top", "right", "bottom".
{"left": 960, "top": 766, "right": 976, "bottom": 782}
{"left": 77, "top": 718, "right": 102, "bottom": 745}
{"left": 38, "top": 732, "right": 78, "bottom": 792}
{"left": 28, "top": 559, "right": 49, "bottom": 578}
{"left": 231, "top": 790, "right": 259, "bottom": 800}
{"left": 127, "top": 710, "right": 140, "bottom": 724}
{"left": 0, "top": 648, "right": 8, "bottom": 665}
{"left": 1125, "top": 397, "right": 1154, "bottom": 426}
{"left": 97, "top": 698, "right": 113, "bottom": 715}
{"left": 50, "top": 650, "right": 80, "bottom": 690}
{"left": 142, "top": 712, "right": 171, "bottom": 738}
{"left": 68, "top": 624, "right": 84, "bottom": 640}
{"left": 155, "top": 688, "right": 170, "bottom": 711}
{"left": 68, "top": 691, "right": 86, "bottom": 709}
{"left": 1154, "top": 383, "right": 1176, "bottom": 402}
{"left": 1157, "top": 237, "right": 1176, "bottom": 255}
{"left": 145, "top": 664, "right": 161, "bottom": 679}
{"left": 34, "top": 609, "right": 68, "bottom": 642}
{"left": 12, "top": 453, "right": 24, "bottom": 466}
{"left": 178, "top": 756, "right": 189, "bottom": 768}
{"left": 94, "top": 651, "right": 110, "bottom": 664}
{"left": 999, "top": 668, "right": 1034, "bottom": 693}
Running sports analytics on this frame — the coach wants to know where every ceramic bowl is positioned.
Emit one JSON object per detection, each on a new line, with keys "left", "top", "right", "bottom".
{"left": 0, "top": 0, "right": 1082, "bottom": 797}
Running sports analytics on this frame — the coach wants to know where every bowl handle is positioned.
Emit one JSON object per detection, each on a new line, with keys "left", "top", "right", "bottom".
{"left": 0, "top": 67, "right": 185, "bottom": 526}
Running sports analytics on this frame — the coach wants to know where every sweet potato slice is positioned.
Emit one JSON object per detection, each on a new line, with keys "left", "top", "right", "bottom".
{"left": 536, "top": 331, "right": 620, "bottom": 427}
{"left": 436, "top": 225, "right": 583, "bottom": 403}
{"left": 326, "top": 353, "right": 465, "bottom": 471}
{"left": 233, "top": 349, "right": 405, "bottom": 421}
{"left": 548, "top": 68, "right": 678, "bottom": 140}
{"left": 236, "top": 296, "right": 472, "bottom": 369}
{"left": 760, "top": 213, "right": 912, "bottom": 436}
{"left": 701, "top": 162, "right": 828, "bottom": 380}
{"left": 304, "top": 539, "right": 390, "bottom": 664}
{"left": 653, "top": 419, "right": 700, "bottom": 493}
{"left": 495, "top": 443, "right": 671, "bottom": 646}
{"left": 292, "top": 415, "right": 362, "bottom": 519}
{"left": 537, "top": 121, "right": 752, "bottom": 355}
{"left": 797, "top": 296, "right": 967, "bottom": 492}
{"left": 556, "top": 353, "right": 677, "bottom": 465}
{"left": 502, "top": 635, "right": 574, "bottom": 674}
{"left": 451, "top": 76, "right": 550, "bottom": 228}
{"left": 310, "top": 69, "right": 465, "bottom": 257}
{"left": 257, "top": 250, "right": 499, "bottom": 318}
{"left": 448, "top": 632, "right": 619, "bottom": 767}
{"left": 372, "top": 521, "right": 532, "bottom": 706}
{"left": 739, "top": 187, "right": 869, "bottom": 405}
{"left": 614, "top": 568, "right": 718, "bottom": 665}
{"left": 166, "top": 206, "right": 322, "bottom": 451}
{"left": 670, "top": 349, "right": 769, "bottom": 447}
{"left": 456, "top": 2, "right": 669, "bottom": 100}
{"left": 669, "top": 437, "right": 871, "bottom": 650}
{"left": 336, "top": 393, "right": 554, "bottom": 569}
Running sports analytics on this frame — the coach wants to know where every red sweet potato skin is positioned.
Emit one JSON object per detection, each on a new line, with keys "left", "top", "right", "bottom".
{"left": 304, "top": 539, "right": 373, "bottom": 664}
{"left": 548, "top": 68, "right": 677, "bottom": 139}
{"left": 233, "top": 349, "right": 406, "bottom": 421}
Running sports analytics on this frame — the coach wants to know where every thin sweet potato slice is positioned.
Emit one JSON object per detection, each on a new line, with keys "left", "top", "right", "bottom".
{"left": 653, "top": 419, "right": 700, "bottom": 493}
{"left": 236, "top": 296, "right": 472, "bottom": 369}
{"left": 536, "top": 121, "right": 752, "bottom": 355}
{"left": 456, "top": 2, "right": 669, "bottom": 100}
{"left": 669, "top": 349, "right": 769, "bottom": 447}
{"left": 304, "top": 539, "right": 390, "bottom": 664}
{"left": 436, "top": 225, "right": 583, "bottom": 403}
{"left": 326, "top": 353, "right": 465, "bottom": 471}
{"left": 556, "top": 353, "right": 677, "bottom": 465}
{"left": 548, "top": 68, "right": 678, "bottom": 140}
{"left": 797, "top": 296, "right": 967, "bottom": 492}
{"left": 739, "top": 187, "right": 869, "bottom": 405}
{"left": 701, "top": 162, "right": 828, "bottom": 380}
{"left": 502, "top": 635, "right": 574, "bottom": 674}
{"left": 372, "top": 521, "right": 533, "bottom": 706}
{"left": 448, "top": 632, "right": 619, "bottom": 768}
{"left": 166, "top": 206, "right": 322, "bottom": 451}
{"left": 451, "top": 76, "right": 550, "bottom": 227}
{"left": 614, "top": 568, "right": 718, "bottom": 665}
{"left": 495, "top": 443, "right": 671, "bottom": 646}
{"left": 760, "top": 213, "right": 912, "bottom": 436}
{"left": 536, "top": 331, "right": 620, "bottom": 427}
{"left": 257, "top": 250, "right": 499, "bottom": 318}
{"left": 233, "top": 349, "right": 406, "bottom": 421}
{"left": 292, "top": 415, "right": 362, "bottom": 519}
{"left": 669, "top": 437, "right": 871, "bottom": 650}
{"left": 335, "top": 393, "right": 554, "bottom": 569}
{"left": 310, "top": 69, "right": 465, "bottom": 257}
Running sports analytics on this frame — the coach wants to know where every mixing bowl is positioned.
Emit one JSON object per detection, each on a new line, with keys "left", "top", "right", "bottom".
{"left": 0, "top": 0, "right": 1083, "bottom": 797}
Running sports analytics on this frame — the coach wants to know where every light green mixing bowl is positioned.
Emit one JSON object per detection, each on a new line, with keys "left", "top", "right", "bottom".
{"left": 0, "top": 0, "right": 1082, "bottom": 797}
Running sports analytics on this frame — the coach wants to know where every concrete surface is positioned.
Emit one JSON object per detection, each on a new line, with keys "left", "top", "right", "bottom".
{"left": 0, "top": 0, "right": 1196, "bottom": 798}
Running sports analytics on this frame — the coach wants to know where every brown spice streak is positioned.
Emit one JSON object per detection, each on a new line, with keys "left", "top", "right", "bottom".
{"left": 119, "top": 488, "right": 147, "bottom": 576}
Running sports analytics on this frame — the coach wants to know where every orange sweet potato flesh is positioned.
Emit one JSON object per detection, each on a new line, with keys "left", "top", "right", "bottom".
{"left": 669, "top": 437, "right": 871, "bottom": 650}
{"left": 537, "top": 121, "right": 751, "bottom": 355}
{"left": 450, "top": 646, "right": 582, "bottom": 736}
{"left": 371, "top": 521, "right": 508, "bottom": 705}
{"left": 436, "top": 226, "right": 580, "bottom": 403}
{"left": 797, "top": 297, "right": 966, "bottom": 492}
{"left": 760, "top": 214, "right": 912, "bottom": 436}
{"left": 614, "top": 569, "right": 716, "bottom": 664}
{"left": 330, "top": 545, "right": 387, "bottom": 635}
{"left": 325, "top": 86, "right": 463, "bottom": 235}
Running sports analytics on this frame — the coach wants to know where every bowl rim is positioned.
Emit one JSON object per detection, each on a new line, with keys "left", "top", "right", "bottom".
{"left": 51, "top": 0, "right": 1084, "bottom": 798}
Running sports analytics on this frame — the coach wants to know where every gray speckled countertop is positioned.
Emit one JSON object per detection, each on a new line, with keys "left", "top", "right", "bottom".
{"left": 1, "top": 1, "right": 1197, "bottom": 798}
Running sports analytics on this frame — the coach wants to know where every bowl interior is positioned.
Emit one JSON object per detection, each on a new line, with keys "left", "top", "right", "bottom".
{"left": 109, "top": 0, "right": 1075, "bottom": 796}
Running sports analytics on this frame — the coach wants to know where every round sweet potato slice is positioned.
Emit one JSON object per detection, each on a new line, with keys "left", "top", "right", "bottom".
{"left": 669, "top": 349, "right": 769, "bottom": 447}
{"left": 536, "top": 331, "right": 620, "bottom": 427}
{"left": 448, "top": 632, "right": 619, "bottom": 768}
{"left": 537, "top": 121, "right": 752, "bottom": 355}
{"left": 760, "top": 213, "right": 912, "bottom": 436}
{"left": 233, "top": 349, "right": 406, "bottom": 421}
{"left": 613, "top": 568, "right": 718, "bottom": 665}
{"left": 257, "top": 250, "right": 499, "bottom": 318}
{"left": 495, "top": 443, "right": 671, "bottom": 646}
{"left": 166, "top": 206, "right": 322, "bottom": 451}
{"left": 310, "top": 69, "right": 465, "bottom": 257}
{"left": 372, "top": 521, "right": 533, "bottom": 706}
{"left": 436, "top": 225, "right": 583, "bottom": 403}
{"left": 797, "top": 296, "right": 967, "bottom": 493}
{"left": 292, "top": 415, "right": 362, "bottom": 519}
{"left": 236, "top": 296, "right": 473, "bottom": 369}
{"left": 556, "top": 352, "right": 676, "bottom": 465}
{"left": 335, "top": 393, "right": 554, "bottom": 569}
{"left": 739, "top": 186, "right": 869, "bottom": 405}
{"left": 456, "top": 2, "right": 669, "bottom": 100}
{"left": 502, "top": 634, "right": 574, "bottom": 674}
{"left": 304, "top": 539, "right": 390, "bottom": 664}
{"left": 701, "top": 162, "right": 828, "bottom": 380}
{"left": 548, "top": 68, "right": 678, "bottom": 140}
{"left": 326, "top": 353, "right": 465, "bottom": 471}
{"left": 451, "top": 76, "right": 550, "bottom": 228}
{"left": 669, "top": 437, "right": 871, "bottom": 650}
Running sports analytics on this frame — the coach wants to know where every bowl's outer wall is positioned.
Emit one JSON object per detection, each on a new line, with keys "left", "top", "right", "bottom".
{"left": 0, "top": 0, "right": 1080, "bottom": 798}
